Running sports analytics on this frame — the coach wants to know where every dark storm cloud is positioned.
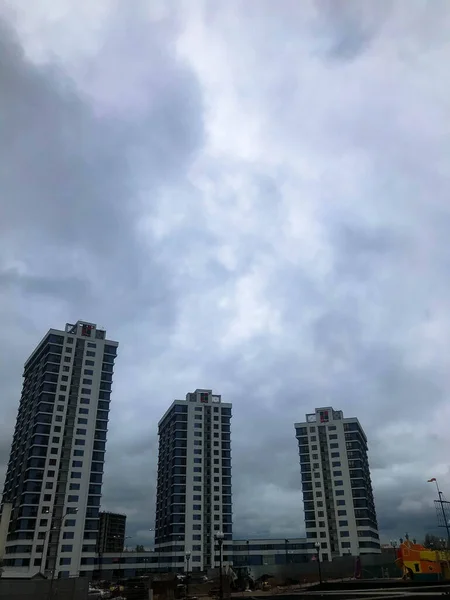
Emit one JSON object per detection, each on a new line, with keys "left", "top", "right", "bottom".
{"left": 2, "top": 0, "right": 450, "bottom": 550}
{"left": 315, "top": 0, "right": 391, "bottom": 61}
{"left": 0, "top": 268, "right": 91, "bottom": 301}
{"left": 0, "top": 4, "right": 204, "bottom": 536}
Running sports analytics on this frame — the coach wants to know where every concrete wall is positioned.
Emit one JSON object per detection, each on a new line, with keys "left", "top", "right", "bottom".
{"left": 0, "top": 577, "right": 89, "bottom": 600}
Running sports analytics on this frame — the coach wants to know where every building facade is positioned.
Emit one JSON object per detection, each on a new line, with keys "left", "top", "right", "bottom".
{"left": 1, "top": 320, "right": 118, "bottom": 577}
{"left": 295, "top": 407, "right": 380, "bottom": 559}
{"left": 155, "top": 389, "right": 232, "bottom": 572}
{"left": 98, "top": 511, "right": 126, "bottom": 554}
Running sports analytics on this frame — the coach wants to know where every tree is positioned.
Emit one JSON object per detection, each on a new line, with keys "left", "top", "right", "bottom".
{"left": 423, "top": 533, "right": 441, "bottom": 548}
{"left": 135, "top": 544, "right": 145, "bottom": 552}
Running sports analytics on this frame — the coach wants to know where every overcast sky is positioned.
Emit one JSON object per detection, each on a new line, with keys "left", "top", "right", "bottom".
{"left": 1, "top": 0, "right": 449, "bottom": 548}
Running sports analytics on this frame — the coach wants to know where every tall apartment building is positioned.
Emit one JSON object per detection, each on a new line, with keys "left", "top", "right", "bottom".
{"left": 295, "top": 407, "right": 380, "bottom": 559}
{"left": 1, "top": 320, "right": 118, "bottom": 578}
{"left": 97, "top": 511, "right": 126, "bottom": 553}
{"left": 155, "top": 389, "right": 232, "bottom": 572}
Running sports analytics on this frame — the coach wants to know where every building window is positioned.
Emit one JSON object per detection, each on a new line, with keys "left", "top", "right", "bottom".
{"left": 72, "top": 461, "right": 83, "bottom": 468}
{"left": 61, "top": 545, "right": 73, "bottom": 552}
{"left": 334, "top": 480, "right": 343, "bottom": 486}
{"left": 71, "top": 472, "right": 82, "bottom": 479}
{"left": 65, "top": 520, "right": 76, "bottom": 527}
{"left": 86, "top": 351, "right": 95, "bottom": 357}
{"left": 311, "top": 445, "right": 317, "bottom": 451}
{"left": 68, "top": 495, "right": 79, "bottom": 502}
{"left": 339, "top": 520, "right": 348, "bottom": 526}
{"left": 329, "top": 434, "right": 337, "bottom": 440}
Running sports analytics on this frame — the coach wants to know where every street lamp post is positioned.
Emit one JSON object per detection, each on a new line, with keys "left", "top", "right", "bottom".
{"left": 185, "top": 551, "right": 191, "bottom": 599}
{"left": 314, "top": 542, "right": 322, "bottom": 586}
{"left": 284, "top": 539, "right": 289, "bottom": 565}
{"left": 47, "top": 507, "right": 78, "bottom": 600}
{"left": 215, "top": 531, "right": 225, "bottom": 600}
{"left": 119, "top": 536, "right": 132, "bottom": 578}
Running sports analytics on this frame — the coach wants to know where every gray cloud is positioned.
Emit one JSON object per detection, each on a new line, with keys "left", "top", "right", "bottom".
{"left": 1, "top": 0, "right": 450, "bottom": 550}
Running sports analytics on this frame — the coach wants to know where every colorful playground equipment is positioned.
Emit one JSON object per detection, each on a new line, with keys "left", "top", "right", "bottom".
{"left": 395, "top": 538, "right": 450, "bottom": 582}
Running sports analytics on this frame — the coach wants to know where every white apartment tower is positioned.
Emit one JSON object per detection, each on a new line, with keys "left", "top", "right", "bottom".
{"left": 1, "top": 321, "right": 118, "bottom": 578}
{"left": 295, "top": 407, "right": 380, "bottom": 559}
{"left": 155, "top": 389, "right": 233, "bottom": 572}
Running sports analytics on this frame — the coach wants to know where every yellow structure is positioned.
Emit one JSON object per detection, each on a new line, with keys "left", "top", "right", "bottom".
{"left": 395, "top": 539, "right": 450, "bottom": 581}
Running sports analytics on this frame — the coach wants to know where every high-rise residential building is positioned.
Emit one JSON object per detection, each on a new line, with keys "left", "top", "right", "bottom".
{"left": 0, "top": 320, "right": 118, "bottom": 578}
{"left": 155, "top": 389, "right": 232, "bottom": 572}
{"left": 97, "top": 511, "right": 126, "bottom": 554}
{"left": 294, "top": 407, "right": 380, "bottom": 559}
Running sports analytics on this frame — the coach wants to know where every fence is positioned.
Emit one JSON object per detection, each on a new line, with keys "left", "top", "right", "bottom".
{"left": 246, "top": 552, "right": 401, "bottom": 583}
